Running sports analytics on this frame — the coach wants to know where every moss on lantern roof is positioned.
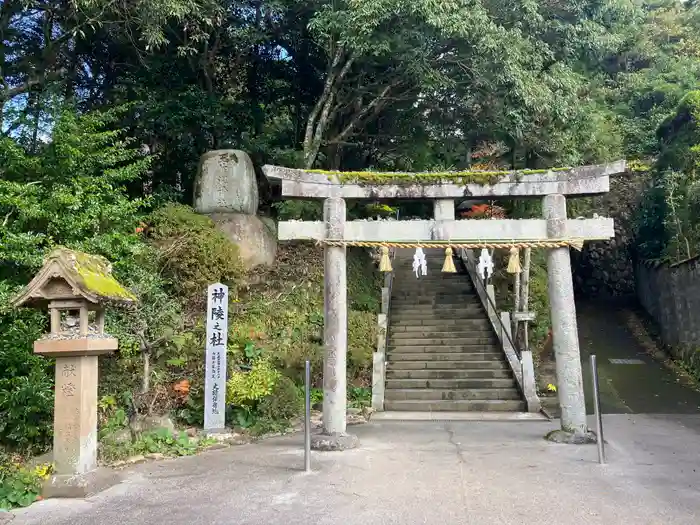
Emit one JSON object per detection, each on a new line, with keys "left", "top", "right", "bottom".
{"left": 63, "top": 249, "right": 137, "bottom": 302}
{"left": 13, "top": 247, "right": 137, "bottom": 308}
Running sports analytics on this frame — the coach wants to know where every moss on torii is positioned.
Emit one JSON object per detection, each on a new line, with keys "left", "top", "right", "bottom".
{"left": 307, "top": 166, "right": 573, "bottom": 186}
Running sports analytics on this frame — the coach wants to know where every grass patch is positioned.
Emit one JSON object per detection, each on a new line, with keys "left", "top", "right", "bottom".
{"left": 99, "top": 428, "right": 216, "bottom": 464}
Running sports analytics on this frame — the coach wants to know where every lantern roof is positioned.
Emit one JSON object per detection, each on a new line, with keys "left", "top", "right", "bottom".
{"left": 12, "top": 247, "right": 137, "bottom": 308}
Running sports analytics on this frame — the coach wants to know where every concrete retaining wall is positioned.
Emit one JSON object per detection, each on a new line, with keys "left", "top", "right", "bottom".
{"left": 636, "top": 258, "right": 700, "bottom": 348}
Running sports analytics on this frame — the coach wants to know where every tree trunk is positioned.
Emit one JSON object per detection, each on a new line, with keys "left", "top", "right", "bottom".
{"left": 303, "top": 46, "right": 345, "bottom": 168}
{"left": 142, "top": 350, "right": 150, "bottom": 394}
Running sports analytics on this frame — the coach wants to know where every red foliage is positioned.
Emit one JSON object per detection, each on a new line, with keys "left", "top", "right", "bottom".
{"left": 173, "top": 379, "right": 190, "bottom": 399}
{"left": 461, "top": 204, "right": 506, "bottom": 219}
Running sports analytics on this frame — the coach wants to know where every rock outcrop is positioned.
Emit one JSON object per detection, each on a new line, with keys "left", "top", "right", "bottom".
{"left": 572, "top": 171, "right": 649, "bottom": 298}
{"left": 209, "top": 213, "right": 277, "bottom": 268}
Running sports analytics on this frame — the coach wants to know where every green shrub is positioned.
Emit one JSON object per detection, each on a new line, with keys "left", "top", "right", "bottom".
{"left": 258, "top": 375, "right": 303, "bottom": 424}
{"left": 0, "top": 456, "right": 51, "bottom": 510}
{"left": 527, "top": 251, "right": 551, "bottom": 354}
{"left": 348, "top": 386, "right": 371, "bottom": 408}
{"left": 0, "top": 371, "right": 54, "bottom": 455}
{"left": 348, "top": 310, "right": 376, "bottom": 381}
{"left": 148, "top": 203, "right": 245, "bottom": 302}
{"left": 226, "top": 358, "right": 280, "bottom": 407}
{"left": 0, "top": 297, "right": 53, "bottom": 453}
{"left": 102, "top": 242, "right": 184, "bottom": 395}
{"left": 273, "top": 200, "right": 322, "bottom": 221}
{"left": 0, "top": 108, "right": 153, "bottom": 455}
{"left": 225, "top": 243, "right": 380, "bottom": 388}
{"left": 132, "top": 429, "right": 200, "bottom": 456}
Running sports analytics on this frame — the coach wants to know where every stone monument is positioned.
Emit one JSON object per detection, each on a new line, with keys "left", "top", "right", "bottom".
{"left": 194, "top": 150, "right": 277, "bottom": 268}
{"left": 12, "top": 248, "right": 137, "bottom": 498}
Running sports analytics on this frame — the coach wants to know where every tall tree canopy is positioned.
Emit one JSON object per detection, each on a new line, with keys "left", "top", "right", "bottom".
{"left": 2, "top": 0, "right": 699, "bottom": 196}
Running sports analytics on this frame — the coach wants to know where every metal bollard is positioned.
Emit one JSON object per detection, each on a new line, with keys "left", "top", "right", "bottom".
{"left": 590, "top": 355, "right": 606, "bottom": 464}
{"left": 304, "top": 360, "right": 311, "bottom": 472}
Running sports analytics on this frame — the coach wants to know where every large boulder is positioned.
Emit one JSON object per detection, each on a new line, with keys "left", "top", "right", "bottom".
{"left": 128, "top": 414, "right": 176, "bottom": 437}
{"left": 209, "top": 213, "right": 277, "bottom": 269}
{"left": 194, "top": 150, "right": 259, "bottom": 215}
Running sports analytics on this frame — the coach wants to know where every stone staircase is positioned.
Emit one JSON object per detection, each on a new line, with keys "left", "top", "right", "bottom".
{"left": 384, "top": 251, "right": 526, "bottom": 412}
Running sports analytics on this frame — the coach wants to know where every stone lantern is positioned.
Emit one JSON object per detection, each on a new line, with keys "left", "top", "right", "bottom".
{"left": 13, "top": 247, "right": 137, "bottom": 498}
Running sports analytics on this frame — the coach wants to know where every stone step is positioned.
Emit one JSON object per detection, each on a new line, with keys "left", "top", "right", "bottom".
{"left": 392, "top": 284, "right": 471, "bottom": 289}
{"left": 392, "top": 303, "right": 484, "bottom": 310}
{"left": 386, "top": 369, "right": 513, "bottom": 380}
{"left": 391, "top": 286, "right": 475, "bottom": 293}
{"left": 387, "top": 361, "right": 509, "bottom": 371}
{"left": 388, "top": 359, "right": 507, "bottom": 370}
{"left": 391, "top": 301, "right": 482, "bottom": 308}
{"left": 392, "top": 292, "right": 479, "bottom": 298}
{"left": 389, "top": 334, "right": 498, "bottom": 346}
{"left": 392, "top": 300, "right": 482, "bottom": 306}
{"left": 391, "top": 298, "right": 477, "bottom": 304}
{"left": 391, "top": 282, "right": 474, "bottom": 286}
{"left": 383, "top": 399, "right": 526, "bottom": 412}
{"left": 393, "top": 277, "right": 467, "bottom": 280}
{"left": 391, "top": 309, "right": 486, "bottom": 318}
{"left": 393, "top": 282, "right": 466, "bottom": 286}
{"left": 391, "top": 314, "right": 487, "bottom": 322}
{"left": 390, "top": 319, "right": 491, "bottom": 328}
{"left": 386, "top": 377, "right": 517, "bottom": 388}
{"left": 390, "top": 330, "right": 494, "bottom": 339}
{"left": 388, "top": 352, "right": 504, "bottom": 362}
{"left": 388, "top": 337, "right": 496, "bottom": 346}
{"left": 391, "top": 319, "right": 488, "bottom": 326}
{"left": 384, "top": 389, "right": 522, "bottom": 401}
{"left": 389, "top": 344, "right": 499, "bottom": 353}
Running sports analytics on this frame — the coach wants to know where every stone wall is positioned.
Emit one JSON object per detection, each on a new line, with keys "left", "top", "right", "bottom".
{"left": 636, "top": 258, "right": 700, "bottom": 349}
{"left": 571, "top": 171, "right": 648, "bottom": 298}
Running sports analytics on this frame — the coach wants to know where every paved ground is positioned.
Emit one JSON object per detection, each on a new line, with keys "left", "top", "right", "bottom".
{"left": 9, "top": 299, "right": 700, "bottom": 524}
{"left": 577, "top": 300, "right": 700, "bottom": 414}
{"left": 11, "top": 414, "right": 700, "bottom": 525}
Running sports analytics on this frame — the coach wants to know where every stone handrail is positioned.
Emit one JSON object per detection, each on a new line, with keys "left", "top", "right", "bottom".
{"left": 371, "top": 247, "right": 396, "bottom": 412}
{"left": 458, "top": 249, "right": 540, "bottom": 413}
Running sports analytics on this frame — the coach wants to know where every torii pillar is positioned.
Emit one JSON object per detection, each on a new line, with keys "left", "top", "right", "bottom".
{"left": 311, "top": 197, "right": 359, "bottom": 451}
{"left": 544, "top": 194, "right": 594, "bottom": 443}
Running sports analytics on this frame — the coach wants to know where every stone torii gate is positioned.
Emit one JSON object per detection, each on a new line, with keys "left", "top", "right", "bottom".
{"left": 264, "top": 161, "right": 625, "bottom": 448}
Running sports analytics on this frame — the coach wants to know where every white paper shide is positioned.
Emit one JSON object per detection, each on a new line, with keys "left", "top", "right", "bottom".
{"left": 477, "top": 248, "right": 494, "bottom": 280}
{"left": 204, "top": 283, "right": 228, "bottom": 431}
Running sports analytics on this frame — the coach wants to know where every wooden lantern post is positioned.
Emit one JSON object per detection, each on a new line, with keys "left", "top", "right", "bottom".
{"left": 13, "top": 248, "right": 137, "bottom": 498}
